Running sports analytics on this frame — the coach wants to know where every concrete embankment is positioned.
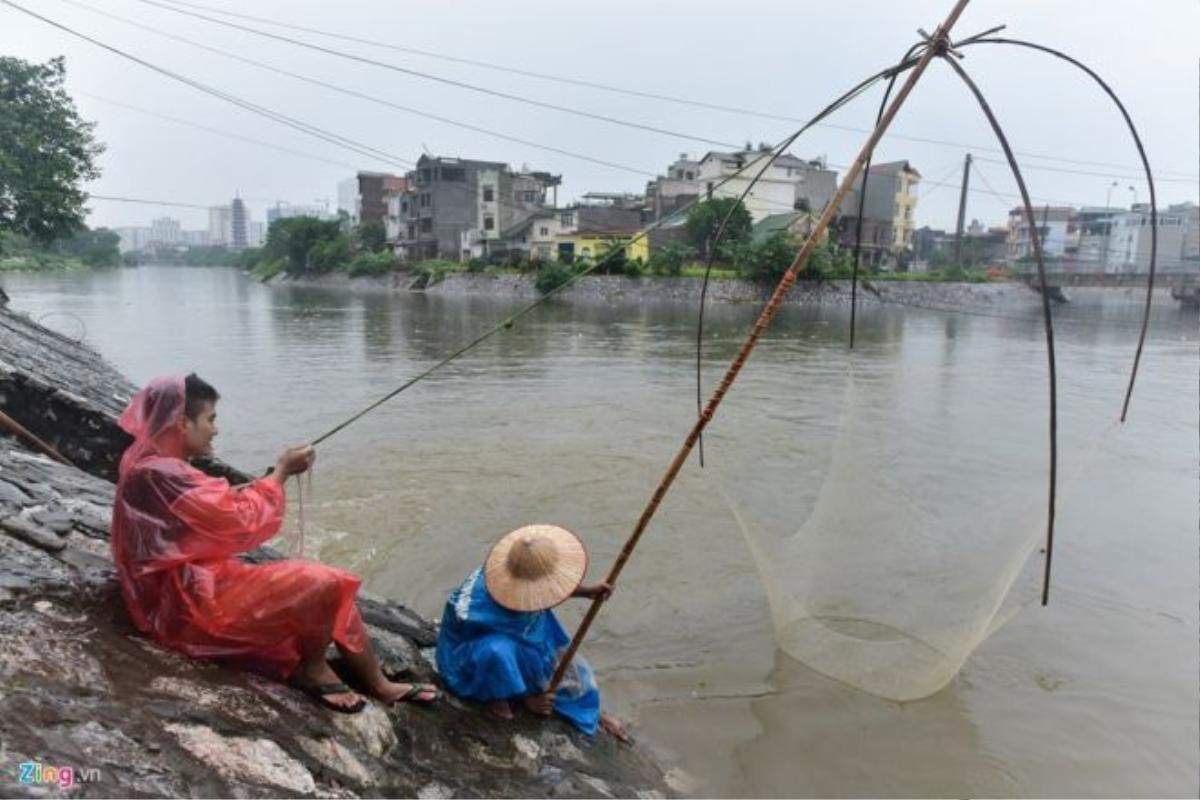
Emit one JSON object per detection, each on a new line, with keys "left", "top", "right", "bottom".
{"left": 271, "top": 269, "right": 1175, "bottom": 311}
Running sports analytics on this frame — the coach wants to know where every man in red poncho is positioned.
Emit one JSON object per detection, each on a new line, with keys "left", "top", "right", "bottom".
{"left": 111, "top": 373, "right": 439, "bottom": 713}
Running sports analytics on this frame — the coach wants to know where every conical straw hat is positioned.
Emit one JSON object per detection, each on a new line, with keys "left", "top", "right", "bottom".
{"left": 484, "top": 524, "right": 588, "bottom": 612}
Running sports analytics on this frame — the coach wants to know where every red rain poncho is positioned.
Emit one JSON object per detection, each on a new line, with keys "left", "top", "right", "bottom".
{"left": 111, "top": 375, "right": 367, "bottom": 678}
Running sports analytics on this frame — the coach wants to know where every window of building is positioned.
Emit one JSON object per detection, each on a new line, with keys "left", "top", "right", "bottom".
{"left": 400, "top": 200, "right": 408, "bottom": 214}
{"left": 407, "top": 223, "right": 416, "bottom": 239}
{"left": 685, "top": 171, "right": 694, "bottom": 180}
{"left": 442, "top": 167, "right": 466, "bottom": 182}
{"left": 561, "top": 211, "right": 575, "bottom": 227}
{"left": 482, "top": 186, "right": 495, "bottom": 202}
{"left": 484, "top": 216, "right": 495, "bottom": 231}
{"left": 420, "top": 218, "right": 432, "bottom": 233}
{"left": 419, "top": 169, "right": 431, "bottom": 184}
{"left": 420, "top": 193, "right": 431, "bottom": 207}
{"left": 539, "top": 226, "right": 550, "bottom": 237}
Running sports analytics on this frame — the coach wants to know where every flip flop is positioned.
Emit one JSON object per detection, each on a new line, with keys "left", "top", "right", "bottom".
{"left": 393, "top": 682, "right": 441, "bottom": 704}
{"left": 290, "top": 680, "right": 367, "bottom": 714}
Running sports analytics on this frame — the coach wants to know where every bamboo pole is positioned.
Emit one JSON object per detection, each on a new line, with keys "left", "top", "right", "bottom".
{"left": 548, "top": 0, "right": 974, "bottom": 694}
{"left": 0, "top": 409, "right": 73, "bottom": 466}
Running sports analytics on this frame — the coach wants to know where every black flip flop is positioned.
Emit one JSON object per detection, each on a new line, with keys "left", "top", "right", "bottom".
{"left": 290, "top": 680, "right": 367, "bottom": 714}
{"left": 393, "top": 682, "right": 441, "bottom": 704}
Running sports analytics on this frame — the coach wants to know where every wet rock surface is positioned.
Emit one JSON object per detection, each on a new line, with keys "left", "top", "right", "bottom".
{"left": 0, "top": 306, "right": 673, "bottom": 798}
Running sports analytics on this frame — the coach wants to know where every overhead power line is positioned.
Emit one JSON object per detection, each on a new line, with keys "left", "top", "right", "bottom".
{"left": 57, "top": 0, "right": 655, "bottom": 177}
{"left": 19, "top": 0, "right": 657, "bottom": 235}
{"left": 1, "top": 1, "right": 424, "bottom": 173}
{"left": 132, "top": 0, "right": 747, "bottom": 151}
{"left": 76, "top": 91, "right": 367, "bottom": 171}
{"left": 147, "top": 0, "right": 1200, "bottom": 182}
{"left": 89, "top": 194, "right": 212, "bottom": 209}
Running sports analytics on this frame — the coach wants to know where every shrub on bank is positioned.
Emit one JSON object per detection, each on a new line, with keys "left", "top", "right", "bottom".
{"left": 346, "top": 251, "right": 396, "bottom": 276}
{"left": 250, "top": 258, "right": 285, "bottom": 281}
{"left": 535, "top": 261, "right": 574, "bottom": 295}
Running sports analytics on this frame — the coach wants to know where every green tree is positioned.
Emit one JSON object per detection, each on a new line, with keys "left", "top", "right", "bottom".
{"left": 355, "top": 221, "right": 388, "bottom": 253}
{"left": 734, "top": 231, "right": 797, "bottom": 281}
{"left": 54, "top": 226, "right": 119, "bottom": 266}
{"left": 261, "top": 216, "right": 342, "bottom": 272}
{"left": 0, "top": 57, "right": 103, "bottom": 246}
{"left": 646, "top": 243, "right": 692, "bottom": 276}
{"left": 308, "top": 233, "right": 352, "bottom": 272}
{"left": 685, "top": 197, "right": 752, "bottom": 262}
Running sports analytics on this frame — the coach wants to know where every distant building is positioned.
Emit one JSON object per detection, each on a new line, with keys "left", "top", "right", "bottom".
{"left": 181, "top": 229, "right": 211, "bottom": 247}
{"left": 149, "top": 216, "right": 182, "bottom": 246}
{"left": 231, "top": 197, "right": 248, "bottom": 250}
{"left": 1168, "top": 201, "right": 1199, "bottom": 263}
{"left": 247, "top": 221, "right": 266, "bottom": 248}
{"left": 1104, "top": 205, "right": 1185, "bottom": 273}
{"left": 838, "top": 160, "right": 921, "bottom": 269}
{"left": 1075, "top": 206, "right": 1123, "bottom": 267}
{"left": 266, "top": 202, "right": 333, "bottom": 226}
{"left": 339, "top": 171, "right": 408, "bottom": 228}
{"left": 114, "top": 226, "right": 152, "bottom": 253}
{"left": 208, "top": 205, "right": 232, "bottom": 246}
{"left": 1006, "top": 205, "right": 1076, "bottom": 264}
{"left": 912, "top": 226, "right": 954, "bottom": 269}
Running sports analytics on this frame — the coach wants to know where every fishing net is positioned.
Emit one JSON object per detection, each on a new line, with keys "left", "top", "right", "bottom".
{"left": 710, "top": 355, "right": 1063, "bottom": 701}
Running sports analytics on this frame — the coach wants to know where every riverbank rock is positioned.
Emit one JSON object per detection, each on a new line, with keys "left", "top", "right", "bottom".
{"left": 0, "top": 306, "right": 673, "bottom": 798}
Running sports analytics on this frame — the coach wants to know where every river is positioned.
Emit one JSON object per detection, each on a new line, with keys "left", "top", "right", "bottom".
{"left": 5, "top": 266, "right": 1196, "bottom": 797}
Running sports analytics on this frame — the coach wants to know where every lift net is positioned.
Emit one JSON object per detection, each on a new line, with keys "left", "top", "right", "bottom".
{"left": 714, "top": 358, "right": 1053, "bottom": 701}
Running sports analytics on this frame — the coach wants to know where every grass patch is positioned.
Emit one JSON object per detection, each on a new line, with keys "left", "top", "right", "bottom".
{"left": 680, "top": 264, "right": 740, "bottom": 280}
{"left": 250, "top": 258, "right": 285, "bottom": 281}
{"left": 0, "top": 252, "right": 86, "bottom": 271}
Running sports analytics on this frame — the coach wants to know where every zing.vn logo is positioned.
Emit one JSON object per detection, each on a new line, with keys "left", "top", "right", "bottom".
{"left": 17, "top": 761, "right": 101, "bottom": 789}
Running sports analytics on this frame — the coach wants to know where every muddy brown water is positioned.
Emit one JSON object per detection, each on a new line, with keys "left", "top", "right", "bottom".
{"left": 6, "top": 266, "right": 1196, "bottom": 797}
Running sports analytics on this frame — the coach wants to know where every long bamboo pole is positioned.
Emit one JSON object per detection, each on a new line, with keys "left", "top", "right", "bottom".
{"left": 549, "top": 0, "right": 974, "bottom": 693}
{"left": 0, "top": 409, "right": 73, "bottom": 466}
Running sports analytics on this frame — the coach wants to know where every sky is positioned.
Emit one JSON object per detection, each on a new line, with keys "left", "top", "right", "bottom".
{"left": 2, "top": 0, "right": 1197, "bottom": 233}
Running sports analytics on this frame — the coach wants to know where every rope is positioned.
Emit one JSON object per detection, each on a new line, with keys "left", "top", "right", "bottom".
{"left": 35, "top": 311, "right": 87, "bottom": 343}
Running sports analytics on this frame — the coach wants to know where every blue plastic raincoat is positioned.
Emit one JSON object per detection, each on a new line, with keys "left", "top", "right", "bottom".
{"left": 436, "top": 567, "right": 600, "bottom": 734}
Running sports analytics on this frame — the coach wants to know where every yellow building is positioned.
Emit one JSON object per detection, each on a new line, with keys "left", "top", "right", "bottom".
{"left": 555, "top": 229, "right": 649, "bottom": 264}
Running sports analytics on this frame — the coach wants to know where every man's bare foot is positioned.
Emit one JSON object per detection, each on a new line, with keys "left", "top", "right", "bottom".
{"left": 600, "top": 711, "right": 630, "bottom": 742}
{"left": 368, "top": 679, "right": 440, "bottom": 705}
{"left": 293, "top": 659, "right": 364, "bottom": 711}
{"left": 522, "top": 692, "right": 554, "bottom": 716}
{"left": 487, "top": 700, "right": 515, "bottom": 720}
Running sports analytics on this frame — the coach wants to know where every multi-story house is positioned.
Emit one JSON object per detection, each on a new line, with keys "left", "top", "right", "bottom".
{"left": 837, "top": 160, "right": 922, "bottom": 268}
{"left": 1006, "top": 205, "right": 1077, "bottom": 264}
{"left": 1104, "top": 205, "right": 1186, "bottom": 273}
{"left": 645, "top": 149, "right": 838, "bottom": 223}
{"left": 393, "top": 155, "right": 559, "bottom": 261}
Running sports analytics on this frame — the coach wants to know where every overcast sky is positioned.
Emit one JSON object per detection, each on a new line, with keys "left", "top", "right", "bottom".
{"left": 3, "top": 0, "right": 1197, "bottom": 232}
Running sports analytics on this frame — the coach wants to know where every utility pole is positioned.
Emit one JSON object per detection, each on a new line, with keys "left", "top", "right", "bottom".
{"left": 952, "top": 152, "right": 972, "bottom": 269}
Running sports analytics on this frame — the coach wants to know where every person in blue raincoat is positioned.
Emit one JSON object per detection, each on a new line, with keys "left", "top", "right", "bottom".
{"left": 436, "top": 524, "right": 629, "bottom": 740}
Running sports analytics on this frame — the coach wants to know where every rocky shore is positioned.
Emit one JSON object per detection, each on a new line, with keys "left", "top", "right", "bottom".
{"left": 0, "top": 302, "right": 677, "bottom": 798}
